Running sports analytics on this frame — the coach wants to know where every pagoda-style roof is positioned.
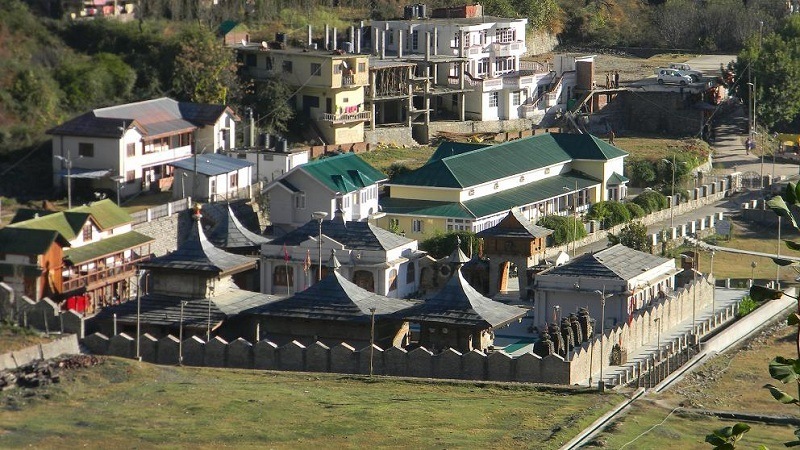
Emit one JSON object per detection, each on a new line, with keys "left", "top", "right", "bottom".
{"left": 476, "top": 208, "right": 553, "bottom": 239}
{"left": 245, "top": 271, "right": 419, "bottom": 323}
{"left": 206, "top": 205, "right": 270, "bottom": 250}
{"left": 541, "top": 244, "right": 672, "bottom": 281}
{"left": 401, "top": 269, "right": 528, "bottom": 329}
{"left": 139, "top": 211, "right": 256, "bottom": 276}
{"left": 268, "top": 218, "right": 413, "bottom": 252}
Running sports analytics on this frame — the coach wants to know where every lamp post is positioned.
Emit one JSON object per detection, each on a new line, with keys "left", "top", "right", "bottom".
{"left": 113, "top": 175, "right": 125, "bottom": 206}
{"left": 369, "top": 306, "right": 377, "bottom": 377}
{"left": 710, "top": 250, "right": 716, "bottom": 321}
{"left": 178, "top": 300, "right": 188, "bottom": 366}
{"left": 181, "top": 172, "right": 188, "bottom": 199}
{"left": 53, "top": 154, "right": 75, "bottom": 209}
{"left": 662, "top": 155, "right": 678, "bottom": 228}
{"left": 311, "top": 211, "right": 328, "bottom": 281}
{"left": 751, "top": 261, "right": 757, "bottom": 286}
{"left": 135, "top": 269, "right": 146, "bottom": 361}
{"left": 593, "top": 287, "right": 614, "bottom": 391}
{"left": 777, "top": 216, "right": 782, "bottom": 290}
{"left": 563, "top": 182, "right": 579, "bottom": 257}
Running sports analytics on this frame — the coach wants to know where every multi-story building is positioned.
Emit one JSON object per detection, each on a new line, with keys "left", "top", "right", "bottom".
{"left": 236, "top": 43, "right": 371, "bottom": 145}
{"left": 0, "top": 200, "right": 154, "bottom": 313}
{"left": 372, "top": 4, "right": 552, "bottom": 122}
{"left": 377, "top": 133, "right": 629, "bottom": 241}
{"left": 48, "top": 97, "right": 238, "bottom": 202}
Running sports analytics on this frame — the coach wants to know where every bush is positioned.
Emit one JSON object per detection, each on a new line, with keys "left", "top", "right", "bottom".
{"left": 632, "top": 190, "right": 668, "bottom": 214}
{"left": 737, "top": 295, "right": 759, "bottom": 317}
{"left": 420, "top": 231, "right": 479, "bottom": 259}
{"left": 586, "top": 201, "right": 631, "bottom": 228}
{"left": 537, "top": 215, "right": 586, "bottom": 245}
{"left": 608, "top": 221, "right": 650, "bottom": 252}
{"left": 626, "top": 160, "right": 656, "bottom": 187}
{"left": 625, "top": 202, "right": 646, "bottom": 219}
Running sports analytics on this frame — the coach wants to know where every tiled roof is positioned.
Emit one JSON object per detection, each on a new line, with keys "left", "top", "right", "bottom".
{"left": 9, "top": 200, "right": 132, "bottom": 239}
{"left": 69, "top": 199, "right": 132, "bottom": 230}
{"left": 64, "top": 231, "right": 154, "bottom": 264}
{"left": 299, "top": 153, "right": 387, "bottom": 194}
{"left": 381, "top": 172, "right": 599, "bottom": 220}
{"left": 390, "top": 133, "right": 627, "bottom": 189}
{"left": 244, "top": 272, "right": 419, "bottom": 322}
{"left": 169, "top": 154, "right": 253, "bottom": 176}
{"left": 476, "top": 208, "right": 553, "bottom": 239}
{"left": 47, "top": 98, "right": 233, "bottom": 139}
{"left": 0, "top": 228, "right": 66, "bottom": 255}
{"left": 541, "top": 244, "right": 672, "bottom": 281}
{"left": 400, "top": 270, "right": 528, "bottom": 328}
{"left": 268, "top": 218, "right": 412, "bottom": 251}
{"left": 206, "top": 205, "right": 270, "bottom": 250}
{"left": 139, "top": 214, "right": 256, "bottom": 275}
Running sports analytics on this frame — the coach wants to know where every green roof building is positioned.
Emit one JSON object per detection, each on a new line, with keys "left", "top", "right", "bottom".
{"left": 377, "top": 132, "right": 628, "bottom": 240}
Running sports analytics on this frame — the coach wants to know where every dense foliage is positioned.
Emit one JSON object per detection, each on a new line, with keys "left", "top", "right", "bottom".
{"left": 586, "top": 201, "right": 631, "bottom": 228}
{"left": 632, "top": 190, "right": 668, "bottom": 214}
{"left": 607, "top": 221, "right": 650, "bottom": 252}
{"left": 419, "top": 231, "right": 479, "bottom": 259}
{"left": 536, "top": 215, "right": 586, "bottom": 245}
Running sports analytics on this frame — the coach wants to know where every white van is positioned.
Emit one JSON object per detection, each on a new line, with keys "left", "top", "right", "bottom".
{"left": 656, "top": 69, "right": 693, "bottom": 85}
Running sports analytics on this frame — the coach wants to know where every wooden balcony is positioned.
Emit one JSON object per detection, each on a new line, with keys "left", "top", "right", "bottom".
{"left": 61, "top": 255, "right": 150, "bottom": 293}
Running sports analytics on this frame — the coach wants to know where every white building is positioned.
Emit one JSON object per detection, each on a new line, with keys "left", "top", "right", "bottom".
{"left": 169, "top": 153, "right": 253, "bottom": 202}
{"left": 230, "top": 146, "right": 309, "bottom": 184}
{"left": 48, "top": 97, "right": 238, "bottom": 201}
{"left": 530, "top": 244, "right": 681, "bottom": 331}
{"left": 263, "top": 152, "right": 386, "bottom": 234}
{"left": 372, "top": 5, "right": 552, "bottom": 121}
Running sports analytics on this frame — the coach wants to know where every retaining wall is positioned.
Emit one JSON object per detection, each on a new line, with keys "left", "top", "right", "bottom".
{"left": 0, "top": 334, "right": 80, "bottom": 371}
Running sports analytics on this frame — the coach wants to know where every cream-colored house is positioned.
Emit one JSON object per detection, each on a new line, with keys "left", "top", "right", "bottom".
{"left": 377, "top": 133, "right": 628, "bottom": 241}
{"left": 236, "top": 43, "right": 370, "bottom": 145}
{"left": 48, "top": 98, "right": 237, "bottom": 201}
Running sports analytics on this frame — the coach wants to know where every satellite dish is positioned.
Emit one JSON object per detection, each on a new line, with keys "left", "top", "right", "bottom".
{"left": 261, "top": 41, "right": 268, "bottom": 49}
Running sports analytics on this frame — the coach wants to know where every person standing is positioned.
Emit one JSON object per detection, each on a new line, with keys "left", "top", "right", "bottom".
{"left": 606, "top": 72, "right": 611, "bottom": 88}
{"left": 614, "top": 71, "right": 620, "bottom": 88}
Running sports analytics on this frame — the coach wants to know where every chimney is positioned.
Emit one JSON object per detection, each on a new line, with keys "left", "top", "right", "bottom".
{"left": 307, "top": 24, "right": 312, "bottom": 47}
{"left": 333, "top": 27, "right": 338, "bottom": 50}
{"left": 397, "top": 29, "right": 403, "bottom": 58}
{"left": 380, "top": 30, "right": 386, "bottom": 60}
{"left": 325, "top": 24, "right": 330, "bottom": 50}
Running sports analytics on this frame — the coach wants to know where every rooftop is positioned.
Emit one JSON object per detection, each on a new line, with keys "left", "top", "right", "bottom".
{"left": 269, "top": 217, "right": 413, "bottom": 252}
{"left": 169, "top": 153, "right": 254, "bottom": 177}
{"left": 476, "top": 208, "right": 553, "bottom": 239}
{"left": 287, "top": 153, "right": 387, "bottom": 194}
{"left": 541, "top": 244, "right": 674, "bottom": 281}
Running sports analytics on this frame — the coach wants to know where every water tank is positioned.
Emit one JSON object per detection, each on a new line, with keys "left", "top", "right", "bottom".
{"left": 279, "top": 138, "right": 288, "bottom": 152}
{"left": 343, "top": 41, "right": 354, "bottom": 53}
{"left": 275, "top": 32, "right": 286, "bottom": 43}
{"left": 404, "top": 5, "right": 414, "bottom": 19}
{"left": 418, "top": 3, "right": 426, "bottom": 18}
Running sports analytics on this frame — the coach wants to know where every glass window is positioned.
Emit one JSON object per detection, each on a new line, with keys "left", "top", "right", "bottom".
{"left": 512, "top": 91, "right": 521, "bottom": 106}
{"left": 412, "top": 219, "right": 423, "bottom": 233}
{"left": 282, "top": 60, "right": 292, "bottom": 73}
{"left": 311, "top": 63, "right": 321, "bottom": 76}
{"left": 489, "top": 92, "right": 499, "bottom": 107}
{"left": 126, "top": 170, "right": 135, "bottom": 184}
{"left": 78, "top": 143, "right": 94, "bottom": 157}
{"left": 126, "top": 143, "right": 136, "bottom": 157}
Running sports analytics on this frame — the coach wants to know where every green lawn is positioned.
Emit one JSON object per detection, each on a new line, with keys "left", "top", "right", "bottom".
{"left": 614, "top": 136, "right": 710, "bottom": 162}
{"left": 358, "top": 145, "right": 436, "bottom": 174}
{"left": 0, "top": 358, "right": 623, "bottom": 449}
{"left": 0, "top": 324, "right": 53, "bottom": 354}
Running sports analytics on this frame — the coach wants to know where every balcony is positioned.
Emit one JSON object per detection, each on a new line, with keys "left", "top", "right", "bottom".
{"left": 319, "top": 111, "right": 372, "bottom": 124}
{"left": 340, "top": 73, "right": 368, "bottom": 87}
{"left": 61, "top": 256, "right": 149, "bottom": 293}
{"left": 490, "top": 41, "right": 526, "bottom": 57}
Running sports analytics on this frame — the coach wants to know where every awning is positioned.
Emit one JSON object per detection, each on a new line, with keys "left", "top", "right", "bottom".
{"left": 58, "top": 168, "right": 113, "bottom": 179}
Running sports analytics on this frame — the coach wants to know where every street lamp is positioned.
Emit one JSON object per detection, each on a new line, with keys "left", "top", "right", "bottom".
{"left": 178, "top": 300, "right": 188, "bottom": 366}
{"left": 311, "top": 211, "right": 328, "bottom": 281}
{"left": 112, "top": 175, "right": 125, "bottom": 206}
{"left": 593, "top": 287, "right": 614, "bottom": 391}
{"left": 661, "top": 155, "right": 680, "bottom": 228}
{"left": 777, "top": 216, "right": 782, "bottom": 290}
{"left": 181, "top": 172, "right": 189, "bottom": 199}
{"left": 751, "top": 261, "right": 757, "bottom": 285}
{"left": 369, "top": 306, "right": 377, "bottom": 377}
{"left": 53, "top": 154, "right": 78, "bottom": 209}
{"left": 135, "top": 269, "right": 146, "bottom": 361}
{"left": 710, "top": 250, "right": 716, "bottom": 320}
{"left": 563, "top": 182, "right": 579, "bottom": 257}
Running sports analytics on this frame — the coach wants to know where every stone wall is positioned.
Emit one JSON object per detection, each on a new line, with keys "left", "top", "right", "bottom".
{"left": 525, "top": 31, "right": 559, "bottom": 56}
{"left": 0, "top": 334, "right": 80, "bottom": 371}
{"left": 364, "top": 127, "right": 417, "bottom": 147}
{"left": 1, "top": 282, "right": 86, "bottom": 338}
{"left": 133, "top": 205, "right": 185, "bottom": 257}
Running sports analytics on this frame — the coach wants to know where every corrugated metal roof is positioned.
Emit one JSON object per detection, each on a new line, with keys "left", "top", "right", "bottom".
{"left": 0, "top": 228, "right": 65, "bottom": 255}
{"left": 380, "top": 198, "right": 475, "bottom": 219}
{"left": 390, "top": 133, "right": 628, "bottom": 189}
{"left": 69, "top": 199, "right": 132, "bottom": 230}
{"left": 299, "top": 153, "right": 387, "bottom": 194}
{"left": 64, "top": 231, "right": 154, "bottom": 264}
{"left": 170, "top": 154, "right": 254, "bottom": 176}
{"left": 268, "top": 218, "right": 412, "bottom": 251}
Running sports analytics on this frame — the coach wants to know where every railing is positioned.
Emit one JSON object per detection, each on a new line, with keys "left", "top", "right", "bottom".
{"left": 490, "top": 41, "right": 525, "bottom": 57}
{"left": 519, "top": 60, "right": 551, "bottom": 73}
{"left": 130, "top": 197, "right": 191, "bottom": 225}
{"left": 341, "top": 73, "right": 368, "bottom": 87}
{"left": 319, "top": 111, "right": 372, "bottom": 123}
{"left": 61, "top": 257, "right": 150, "bottom": 293}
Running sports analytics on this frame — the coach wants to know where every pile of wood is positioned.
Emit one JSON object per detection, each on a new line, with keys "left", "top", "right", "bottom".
{"left": 435, "top": 130, "right": 498, "bottom": 143}
{"left": 0, "top": 354, "right": 104, "bottom": 391}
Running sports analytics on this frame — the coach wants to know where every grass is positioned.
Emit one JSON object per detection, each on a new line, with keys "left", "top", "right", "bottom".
{"left": 590, "top": 324, "right": 800, "bottom": 449}
{"left": 357, "top": 145, "right": 436, "bottom": 174}
{"left": 0, "top": 358, "right": 624, "bottom": 449}
{"left": 614, "top": 136, "right": 710, "bottom": 162}
{"left": 0, "top": 324, "right": 53, "bottom": 354}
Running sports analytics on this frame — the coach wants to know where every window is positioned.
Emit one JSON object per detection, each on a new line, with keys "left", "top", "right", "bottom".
{"left": 311, "top": 63, "right": 321, "bottom": 76}
{"left": 245, "top": 54, "right": 257, "bottom": 67}
{"left": 82, "top": 224, "right": 93, "bottom": 241}
{"left": 494, "top": 57, "right": 515, "bottom": 73}
{"left": 125, "top": 170, "right": 135, "bottom": 184}
{"left": 78, "top": 143, "right": 94, "bottom": 157}
{"left": 334, "top": 64, "right": 342, "bottom": 74}
{"left": 477, "top": 58, "right": 489, "bottom": 75}
{"left": 273, "top": 266, "right": 293, "bottom": 287}
{"left": 126, "top": 143, "right": 136, "bottom": 157}
{"left": 451, "top": 94, "right": 458, "bottom": 106}
{"left": 464, "top": 32, "right": 471, "bottom": 47}
{"left": 412, "top": 30, "right": 419, "bottom": 50}
{"left": 389, "top": 218, "right": 399, "bottom": 231}
{"left": 388, "top": 32, "right": 394, "bottom": 45}
{"left": 388, "top": 269, "right": 398, "bottom": 291}
{"left": 265, "top": 56, "right": 273, "bottom": 70}
{"left": 230, "top": 172, "right": 238, "bottom": 188}
{"left": 282, "top": 60, "right": 293, "bottom": 73}
{"left": 406, "top": 262, "right": 415, "bottom": 284}
{"left": 358, "top": 62, "right": 366, "bottom": 73}
{"left": 495, "top": 27, "right": 516, "bottom": 43}
{"left": 294, "top": 192, "right": 306, "bottom": 209}
{"left": 479, "top": 30, "right": 487, "bottom": 45}
{"left": 489, "top": 92, "right": 499, "bottom": 107}
{"left": 412, "top": 219, "right": 423, "bottom": 233}
{"left": 452, "top": 32, "right": 460, "bottom": 48}
{"left": 512, "top": 91, "right": 521, "bottom": 106}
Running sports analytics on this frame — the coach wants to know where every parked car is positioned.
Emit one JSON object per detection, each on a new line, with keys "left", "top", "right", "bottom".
{"left": 668, "top": 63, "right": 703, "bottom": 82}
{"left": 656, "top": 69, "right": 693, "bottom": 85}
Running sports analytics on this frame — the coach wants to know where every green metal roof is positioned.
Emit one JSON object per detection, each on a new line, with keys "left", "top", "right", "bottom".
{"left": 427, "top": 141, "right": 491, "bottom": 164}
{"left": 381, "top": 172, "right": 600, "bottom": 220}
{"left": 380, "top": 198, "right": 475, "bottom": 219}
{"left": 9, "top": 211, "right": 83, "bottom": 240}
{"left": 0, "top": 228, "right": 66, "bottom": 255}
{"left": 301, "top": 153, "right": 387, "bottom": 194}
{"left": 69, "top": 199, "right": 132, "bottom": 230}
{"left": 390, "top": 133, "right": 628, "bottom": 189}
{"left": 64, "top": 231, "right": 154, "bottom": 264}
{"left": 607, "top": 172, "right": 630, "bottom": 185}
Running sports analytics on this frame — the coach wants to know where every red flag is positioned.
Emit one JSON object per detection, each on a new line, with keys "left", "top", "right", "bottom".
{"left": 283, "top": 244, "right": 290, "bottom": 262}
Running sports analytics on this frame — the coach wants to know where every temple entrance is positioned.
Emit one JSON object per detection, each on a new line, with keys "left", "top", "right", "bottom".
{"left": 353, "top": 270, "right": 375, "bottom": 292}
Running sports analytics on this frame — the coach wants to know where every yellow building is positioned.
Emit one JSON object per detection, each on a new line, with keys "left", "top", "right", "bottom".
{"left": 236, "top": 43, "right": 370, "bottom": 145}
{"left": 377, "top": 133, "right": 628, "bottom": 241}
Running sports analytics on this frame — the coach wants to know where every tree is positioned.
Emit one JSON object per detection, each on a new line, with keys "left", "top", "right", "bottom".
{"left": 632, "top": 190, "right": 667, "bottom": 214}
{"left": 587, "top": 201, "right": 631, "bottom": 228}
{"left": 608, "top": 221, "right": 650, "bottom": 252}
{"left": 419, "top": 231, "right": 479, "bottom": 259}
{"left": 172, "top": 25, "right": 238, "bottom": 105}
{"left": 241, "top": 76, "right": 295, "bottom": 135}
{"left": 537, "top": 215, "right": 585, "bottom": 245}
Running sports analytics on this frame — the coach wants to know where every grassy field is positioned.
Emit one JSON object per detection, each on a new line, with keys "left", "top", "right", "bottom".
{"left": 589, "top": 324, "right": 799, "bottom": 448}
{"left": 357, "top": 145, "right": 436, "bottom": 174}
{"left": 0, "top": 324, "right": 54, "bottom": 354}
{"left": 614, "top": 136, "right": 710, "bottom": 162}
{"left": 0, "top": 358, "right": 624, "bottom": 449}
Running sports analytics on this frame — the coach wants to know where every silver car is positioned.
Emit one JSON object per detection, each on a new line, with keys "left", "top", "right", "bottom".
{"left": 656, "top": 69, "right": 693, "bottom": 85}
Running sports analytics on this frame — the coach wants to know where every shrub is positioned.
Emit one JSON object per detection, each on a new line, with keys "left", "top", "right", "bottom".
{"left": 632, "top": 190, "right": 667, "bottom": 214}
{"left": 608, "top": 221, "right": 650, "bottom": 252}
{"left": 537, "top": 215, "right": 586, "bottom": 245}
{"left": 420, "top": 231, "right": 478, "bottom": 259}
{"left": 626, "top": 160, "right": 656, "bottom": 186}
{"left": 625, "top": 202, "right": 646, "bottom": 219}
{"left": 586, "top": 201, "right": 631, "bottom": 228}
{"left": 737, "top": 295, "right": 759, "bottom": 317}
